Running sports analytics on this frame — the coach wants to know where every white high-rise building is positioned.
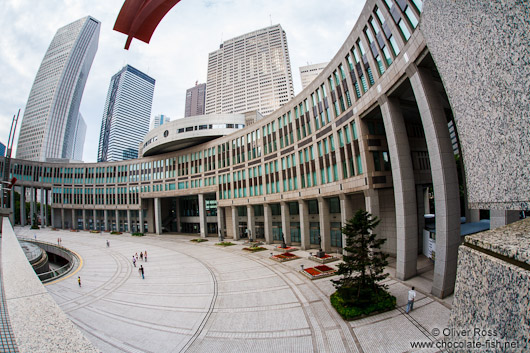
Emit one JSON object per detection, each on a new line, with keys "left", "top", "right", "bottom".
{"left": 71, "top": 113, "right": 86, "bottom": 161}
{"left": 150, "top": 114, "right": 170, "bottom": 130}
{"left": 299, "top": 62, "right": 329, "bottom": 90}
{"left": 205, "top": 24, "right": 294, "bottom": 116}
{"left": 16, "top": 16, "right": 100, "bottom": 162}
{"left": 97, "top": 65, "right": 155, "bottom": 162}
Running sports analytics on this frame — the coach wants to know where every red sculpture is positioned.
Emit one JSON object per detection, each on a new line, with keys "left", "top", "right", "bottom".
{"left": 114, "top": 0, "right": 182, "bottom": 50}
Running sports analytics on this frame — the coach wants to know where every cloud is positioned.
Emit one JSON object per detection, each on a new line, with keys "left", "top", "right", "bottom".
{"left": 0, "top": 0, "right": 363, "bottom": 162}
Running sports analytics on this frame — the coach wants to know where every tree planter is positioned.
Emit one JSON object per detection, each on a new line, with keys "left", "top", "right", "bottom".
{"left": 308, "top": 254, "right": 339, "bottom": 264}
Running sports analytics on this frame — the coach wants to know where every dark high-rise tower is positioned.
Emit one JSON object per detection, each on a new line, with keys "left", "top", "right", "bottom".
{"left": 184, "top": 82, "right": 206, "bottom": 117}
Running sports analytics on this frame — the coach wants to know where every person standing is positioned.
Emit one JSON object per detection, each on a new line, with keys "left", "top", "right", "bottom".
{"left": 106, "top": 240, "right": 110, "bottom": 247}
{"left": 139, "top": 265, "right": 144, "bottom": 279}
{"left": 144, "top": 251, "right": 147, "bottom": 262}
{"left": 132, "top": 256, "right": 136, "bottom": 267}
{"left": 406, "top": 286, "right": 416, "bottom": 313}
{"left": 140, "top": 252, "right": 143, "bottom": 261}
{"left": 78, "top": 276, "right": 82, "bottom": 287}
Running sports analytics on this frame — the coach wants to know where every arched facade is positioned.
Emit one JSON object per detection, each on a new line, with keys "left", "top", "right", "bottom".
{"left": 2, "top": 0, "right": 467, "bottom": 298}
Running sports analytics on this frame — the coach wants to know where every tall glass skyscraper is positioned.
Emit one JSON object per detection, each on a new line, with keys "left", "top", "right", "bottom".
{"left": 97, "top": 65, "right": 155, "bottom": 162}
{"left": 16, "top": 16, "right": 100, "bottom": 162}
{"left": 205, "top": 24, "right": 294, "bottom": 116}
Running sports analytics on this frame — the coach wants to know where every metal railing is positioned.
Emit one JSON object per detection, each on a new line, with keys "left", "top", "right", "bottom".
{"left": 16, "top": 237, "right": 80, "bottom": 283}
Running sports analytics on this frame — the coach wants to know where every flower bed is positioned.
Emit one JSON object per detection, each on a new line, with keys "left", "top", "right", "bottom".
{"left": 274, "top": 246, "right": 298, "bottom": 253}
{"left": 242, "top": 246, "right": 266, "bottom": 252}
{"left": 308, "top": 253, "right": 339, "bottom": 264}
{"left": 300, "top": 265, "right": 337, "bottom": 280}
{"left": 271, "top": 252, "right": 300, "bottom": 262}
{"left": 190, "top": 238, "right": 208, "bottom": 243}
{"left": 70, "top": 229, "right": 79, "bottom": 232}
{"left": 90, "top": 230, "right": 99, "bottom": 234}
{"left": 215, "top": 241, "right": 235, "bottom": 246}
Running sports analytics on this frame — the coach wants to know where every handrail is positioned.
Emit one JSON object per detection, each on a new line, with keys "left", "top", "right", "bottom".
{"left": 16, "top": 237, "right": 79, "bottom": 283}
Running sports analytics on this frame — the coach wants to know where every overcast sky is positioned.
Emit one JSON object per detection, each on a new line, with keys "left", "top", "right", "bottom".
{"left": 0, "top": 0, "right": 363, "bottom": 162}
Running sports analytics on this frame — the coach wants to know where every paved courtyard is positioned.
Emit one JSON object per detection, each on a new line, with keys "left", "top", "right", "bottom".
{"left": 15, "top": 227, "right": 450, "bottom": 353}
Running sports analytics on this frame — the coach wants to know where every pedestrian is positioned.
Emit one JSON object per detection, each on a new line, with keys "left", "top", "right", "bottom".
{"left": 139, "top": 265, "right": 144, "bottom": 279}
{"left": 34, "top": 234, "right": 37, "bottom": 240}
{"left": 144, "top": 251, "right": 147, "bottom": 262}
{"left": 135, "top": 252, "right": 138, "bottom": 261}
{"left": 57, "top": 237, "right": 60, "bottom": 245}
{"left": 106, "top": 240, "right": 110, "bottom": 247}
{"left": 132, "top": 256, "right": 136, "bottom": 267}
{"left": 406, "top": 286, "right": 416, "bottom": 313}
{"left": 140, "top": 252, "right": 143, "bottom": 261}
{"left": 78, "top": 276, "right": 81, "bottom": 287}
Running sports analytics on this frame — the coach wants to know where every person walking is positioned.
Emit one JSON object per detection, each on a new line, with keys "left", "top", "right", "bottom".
{"left": 106, "top": 240, "right": 110, "bottom": 247}
{"left": 140, "top": 252, "right": 143, "bottom": 261}
{"left": 78, "top": 276, "right": 82, "bottom": 287}
{"left": 139, "top": 265, "right": 144, "bottom": 279}
{"left": 144, "top": 251, "right": 147, "bottom": 262}
{"left": 406, "top": 286, "right": 416, "bottom": 313}
{"left": 132, "top": 256, "right": 136, "bottom": 267}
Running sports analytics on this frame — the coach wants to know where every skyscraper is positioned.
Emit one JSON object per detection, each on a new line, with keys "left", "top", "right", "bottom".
{"left": 184, "top": 83, "right": 206, "bottom": 117}
{"left": 16, "top": 16, "right": 100, "bottom": 162}
{"left": 205, "top": 24, "right": 294, "bottom": 116}
{"left": 299, "top": 62, "right": 329, "bottom": 90}
{"left": 98, "top": 65, "right": 155, "bottom": 162}
{"left": 71, "top": 114, "right": 86, "bottom": 161}
{"left": 150, "top": 114, "right": 170, "bottom": 130}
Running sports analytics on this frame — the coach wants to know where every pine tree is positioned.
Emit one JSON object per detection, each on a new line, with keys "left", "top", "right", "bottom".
{"left": 332, "top": 209, "right": 389, "bottom": 301}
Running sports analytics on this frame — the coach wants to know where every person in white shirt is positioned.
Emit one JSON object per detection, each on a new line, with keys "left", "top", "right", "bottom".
{"left": 406, "top": 286, "right": 416, "bottom": 313}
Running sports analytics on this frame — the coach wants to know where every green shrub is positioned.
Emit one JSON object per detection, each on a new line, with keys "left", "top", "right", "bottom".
{"left": 132, "top": 232, "right": 144, "bottom": 236}
{"left": 190, "top": 238, "right": 208, "bottom": 242}
{"left": 215, "top": 241, "right": 235, "bottom": 246}
{"left": 110, "top": 231, "right": 122, "bottom": 235}
{"left": 30, "top": 225, "right": 40, "bottom": 230}
{"left": 330, "top": 288, "right": 396, "bottom": 320}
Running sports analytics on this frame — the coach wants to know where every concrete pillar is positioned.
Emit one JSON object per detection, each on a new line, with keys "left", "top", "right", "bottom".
{"left": 61, "top": 208, "right": 65, "bottom": 229}
{"left": 299, "top": 200, "right": 310, "bottom": 250}
{"left": 127, "top": 209, "right": 131, "bottom": 233}
{"left": 280, "top": 202, "right": 291, "bottom": 246}
{"left": 40, "top": 189, "right": 45, "bottom": 228}
{"left": 318, "top": 197, "right": 331, "bottom": 252}
{"left": 364, "top": 189, "right": 380, "bottom": 220}
{"left": 198, "top": 194, "right": 207, "bottom": 238}
{"left": 10, "top": 188, "right": 15, "bottom": 225}
{"left": 339, "top": 194, "right": 354, "bottom": 253}
{"left": 490, "top": 210, "right": 519, "bottom": 229}
{"left": 217, "top": 206, "right": 226, "bottom": 239}
{"left": 468, "top": 209, "right": 480, "bottom": 223}
{"left": 231, "top": 206, "right": 239, "bottom": 240}
{"left": 247, "top": 204, "right": 255, "bottom": 241}
{"left": 82, "top": 209, "right": 87, "bottom": 230}
{"left": 380, "top": 96, "right": 418, "bottom": 280}
{"left": 264, "top": 203, "right": 272, "bottom": 244}
{"left": 409, "top": 65, "right": 461, "bottom": 298}
{"left": 71, "top": 209, "right": 76, "bottom": 230}
{"left": 115, "top": 209, "right": 120, "bottom": 232}
{"left": 93, "top": 209, "right": 97, "bottom": 230}
{"left": 104, "top": 210, "right": 108, "bottom": 231}
{"left": 139, "top": 207, "right": 144, "bottom": 233}
{"left": 424, "top": 187, "right": 430, "bottom": 214}
{"left": 51, "top": 208, "right": 55, "bottom": 228}
{"left": 154, "top": 197, "right": 162, "bottom": 235}
{"left": 30, "top": 187, "right": 35, "bottom": 226}
{"left": 20, "top": 186, "right": 26, "bottom": 226}
{"left": 417, "top": 186, "right": 426, "bottom": 253}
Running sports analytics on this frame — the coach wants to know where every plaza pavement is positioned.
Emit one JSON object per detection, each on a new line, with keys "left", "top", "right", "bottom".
{"left": 15, "top": 226, "right": 451, "bottom": 353}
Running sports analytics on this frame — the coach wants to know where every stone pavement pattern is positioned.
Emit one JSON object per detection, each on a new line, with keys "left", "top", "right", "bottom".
{"left": 16, "top": 227, "right": 450, "bottom": 353}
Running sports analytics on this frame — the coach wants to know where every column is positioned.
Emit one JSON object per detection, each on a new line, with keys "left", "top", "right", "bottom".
{"left": 82, "top": 209, "right": 87, "bottom": 230}
{"left": 380, "top": 96, "right": 418, "bottom": 280}
{"left": 30, "top": 187, "right": 35, "bottom": 226}
{"left": 127, "top": 209, "right": 132, "bottom": 233}
{"left": 115, "top": 209, "right": 120, "bottom": 232}
{"left": 364, "top": 189, "right": 380, "bottom": 220}
{"left": 154, "top": 197, "right": 162, "bottom": 235}
{"left": 10, "top": 188, "right": 15, "bottom": 225}
{"left": 61, "top": 208, "right": 65, "bottom": 229}
{"left": 51, "top": 208, "right": 55, "bottom": 229}
{"left": 93, "top": 209, "right": 97, "bottom": 230}
{"left": 318, "top": 197, "right": 331, "bottom": 252}
{"left": 217, "top": 206, "right": 226, "bottom": 239}
{"left": 490, "top": 210, "right": 520, "bottom": 229}
{"left": 104, "top": 210, "right": 109, "bottom": 231}
{"left": 339, "top": 194, "right": 354, "bottom": 253}
{"left": 264, "top": 203, "right": 272, "bottom": 244}
{"left": 175, "top": 197, "right": 181, "bottom": 232}
{"left": 71, "top": 209, "right": 76, "bottom": 230}
{"left": 409, "top": 65, "right": 461, "bottom": 298}
{"left": 198, "top": 194, "right": 207, "bottom": 238}
{"left": 146, "top": 200, "right": 155, "bottom": 233}
{"left": 231, "top": 205, "right": 239, "bottom": 240}
{"left": 247, "top": 204, "right": 255, "bottom": 241}
{"left": 416, "top": 186, "right": 426, "bottom": 254}
{"left": 280, "top": 202, "right": 291, "bottom": 246}
{"left": 468, "top": 209, "right": 480, "bottom": 223}
{"left": 139, "top": 207, "right": 144, "bottom": 233}
{"left": 20, "top": 186, "right": 26, "bottom": 226}
{"left": 299, "top": 200, "right": 310, "bottom": 250}
{"left": 40, "top": 189, "right": 45, "bottom": 228}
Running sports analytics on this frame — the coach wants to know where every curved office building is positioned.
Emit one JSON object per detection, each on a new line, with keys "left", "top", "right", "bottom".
{"left": 3, "top": 0, "right": 528, "bottom": 300}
